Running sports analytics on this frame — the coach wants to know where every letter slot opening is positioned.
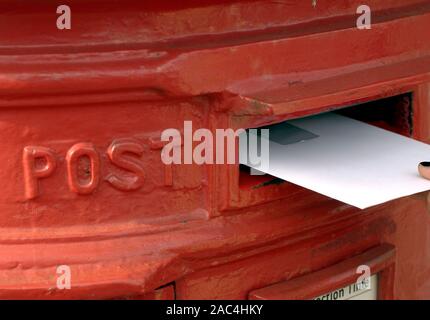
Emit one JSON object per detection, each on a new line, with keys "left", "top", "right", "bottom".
{"left": 238, "top": 92, "right": 413, "bottom": 190}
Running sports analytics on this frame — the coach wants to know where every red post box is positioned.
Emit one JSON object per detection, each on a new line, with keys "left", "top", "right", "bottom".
{"left": 0, "top": 0, "right": 429, "bottom": 299}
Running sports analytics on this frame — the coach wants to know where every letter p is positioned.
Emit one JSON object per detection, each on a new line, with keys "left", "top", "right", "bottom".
{"left": 23, "top": 146, "right": 57, "bottom": 200}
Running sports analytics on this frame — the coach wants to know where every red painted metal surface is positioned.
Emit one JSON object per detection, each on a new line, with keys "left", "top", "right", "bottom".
{"left": 0, "top": 0, "right": 429, "bottom": 299}
{"left": 249, "top": 244, "right": 396, "bottom": 300}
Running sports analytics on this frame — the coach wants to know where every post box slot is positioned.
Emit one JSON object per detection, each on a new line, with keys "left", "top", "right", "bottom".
{"left": 239, "top": 93, "right": 412, "bottom": 190}
{"left": 239, "top": 164, "right": 284, "bottom": 189}
{"left": 336, "top": 93, "right": 412, "bottom": 136}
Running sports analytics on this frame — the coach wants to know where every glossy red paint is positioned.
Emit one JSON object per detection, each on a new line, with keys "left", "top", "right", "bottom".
{"left": 0, "top": 0, "right": 429, "bottom": 299}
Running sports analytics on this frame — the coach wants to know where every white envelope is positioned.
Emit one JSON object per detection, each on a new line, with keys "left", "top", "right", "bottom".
{"left": 240, "top": 113, "right": 430, "bottom": 209}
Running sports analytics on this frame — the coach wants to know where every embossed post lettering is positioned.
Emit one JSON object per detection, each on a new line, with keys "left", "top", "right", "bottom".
{"left": 23, "top": 146, "right": 57, "bottom": 200}
{"left": 106, "top": 138, "right": 145, "bottom": 191}
{"left": 24, "top": 139, "right": 149, "bottom": 197}
{"left": 66, "top": 142, "right": 100, "bottom": 194}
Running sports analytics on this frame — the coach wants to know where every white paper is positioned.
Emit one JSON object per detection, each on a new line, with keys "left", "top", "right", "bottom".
{"left": 240, "top": 113, "right": 430, "bottom": 209}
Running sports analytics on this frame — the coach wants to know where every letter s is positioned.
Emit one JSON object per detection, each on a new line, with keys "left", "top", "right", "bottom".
{"left": 107, "top": 138, "right": 145, "bottom": 191}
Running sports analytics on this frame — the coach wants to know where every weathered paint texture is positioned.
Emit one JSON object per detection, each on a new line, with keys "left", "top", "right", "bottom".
{"left": 0, "top": 0, "right": 429, "bottom": 299}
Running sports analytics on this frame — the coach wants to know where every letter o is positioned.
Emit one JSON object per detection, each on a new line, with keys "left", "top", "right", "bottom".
{"left": 66, "top": 143, "right": 100, "bottom": 194}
